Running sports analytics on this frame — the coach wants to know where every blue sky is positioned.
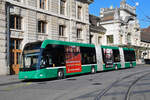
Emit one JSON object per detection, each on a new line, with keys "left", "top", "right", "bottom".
{"left": 89, "top": 0, "right": 150, "bottom": 28}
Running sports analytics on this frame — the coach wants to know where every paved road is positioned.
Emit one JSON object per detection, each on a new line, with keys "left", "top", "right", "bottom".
{"left": 0, "top": 65, "right": 150, "bottom": 100}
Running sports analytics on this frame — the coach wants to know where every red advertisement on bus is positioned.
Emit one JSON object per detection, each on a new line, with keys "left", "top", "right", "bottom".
{"left": 65, "top": 46, "right": 82, "bottom": 73}
{"left": 103, "top": 48, "right": 113, "bottom": 68}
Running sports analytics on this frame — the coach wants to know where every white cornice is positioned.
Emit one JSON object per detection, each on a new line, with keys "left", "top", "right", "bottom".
{"left": 100, "top": 19, "right": 124, "bottom": 25}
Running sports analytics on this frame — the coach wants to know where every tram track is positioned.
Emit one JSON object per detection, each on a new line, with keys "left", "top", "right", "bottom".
{"left": 94, "top": 69, "right": 150, "bottom": 100}
{"left": 124, "top": 72, "right": 150, "bottom": 100}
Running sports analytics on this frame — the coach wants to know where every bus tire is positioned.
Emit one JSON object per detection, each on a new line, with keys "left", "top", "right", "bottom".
{"left": 91, "top": 66, "right": 96, "bottom": 74}
{"left": 57, "top": 69, "right": 64, "bottom": 79}
{"left": 115, "top": 64, "right": 118, "bottom": 70}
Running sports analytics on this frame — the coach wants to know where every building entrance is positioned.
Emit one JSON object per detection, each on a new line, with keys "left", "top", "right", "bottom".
{"left": 10, "top": 38, "right": 22, "bottom": 74}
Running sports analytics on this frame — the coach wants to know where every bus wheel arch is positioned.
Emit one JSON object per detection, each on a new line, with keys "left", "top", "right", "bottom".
{"left": 57, "top": 69, "right": 64, "bottom": 79}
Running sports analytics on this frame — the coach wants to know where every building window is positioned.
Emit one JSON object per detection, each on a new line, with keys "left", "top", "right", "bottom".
{"left": 77, "top": 6, "right": 82, "bottom": 19}
{"left": 38, "top": 20, "right": 47, "bottom": 33}
{"left": 77, "top": 29, "right": 82, "bottom": 39}
{"left": 59, "top": 25, "right": 65, "bottom": 36}
{"left": 10, "top": 39, "right": 21, "bottom": 50}
{"left": 13, "top": 0, "right": 21, "bottom": 2}
{"left": 60, "top": 0, "right": 66, "bottom": 15}
{"left": 135, "top": 39, "right": 138, "bottom": 45}
{"left": 120, "top": 35, "right": 123, "bottom": 44}
{"left": 107, "top": 35, "right": 114, "bottom": 44}
{"left": 98, "top": 36, "right": 102, "bottom": 44}
{"left": 39, "top": 0, "right": 47, "bottom": 9}
{"left": 127, "top": 33, "right": 131, "bottom": 44}
{"left": 10, "top": 15, "right": 22, "bottom": 30}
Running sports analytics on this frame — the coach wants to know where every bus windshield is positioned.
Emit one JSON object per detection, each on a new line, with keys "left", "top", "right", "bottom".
{"left": 21, "top": 41, "right": 42, "bottom": 71}
{"left": 23, "top": 53, "right": 39, "bottom": 69}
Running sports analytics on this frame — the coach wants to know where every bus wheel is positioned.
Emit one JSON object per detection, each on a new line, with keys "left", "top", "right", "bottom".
{"left": 115, "top": 65, "right": 118, "bottom": 70}
{"left": 91, "top": 66, "right": 96, "bottom": 74}
{"left": 57, "top": 70, "right": 64, "bottom": 79}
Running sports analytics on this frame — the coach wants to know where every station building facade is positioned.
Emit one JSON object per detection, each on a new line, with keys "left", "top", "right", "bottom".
{"left": 99, "top": 0, "right": 142, "bottom": 63}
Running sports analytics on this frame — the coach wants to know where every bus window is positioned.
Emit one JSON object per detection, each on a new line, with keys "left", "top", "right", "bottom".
{"left": 113, "top": 49, "right": 120, "bottom": 62}
{"left": 123, "top": 50, "right": 135, "bottom": 62}
{"left": 80, "top": 47, "right": 96, "bottom": 65}
{"left": 124, "top": 50, "right": 129, "bottom": 62}
{"left": 40, "top": 55, "right": 52, "bottom": 68}
{"left": 41, "top": 44, "right": 65, "bottom": 68}
{"left": 130, "top": 51, "right": 136, "bottom": 61}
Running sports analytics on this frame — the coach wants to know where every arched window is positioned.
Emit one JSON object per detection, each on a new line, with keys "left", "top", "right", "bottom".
{"left": 120, "top": 35, "right": 123, "bottom": 44}
{"left": 127, "top": 33, "right": 131, "bottom": 44}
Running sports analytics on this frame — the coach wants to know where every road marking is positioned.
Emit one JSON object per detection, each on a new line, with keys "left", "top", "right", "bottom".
{"left": 1, "top": 82, "right": 32, "bottom": 91}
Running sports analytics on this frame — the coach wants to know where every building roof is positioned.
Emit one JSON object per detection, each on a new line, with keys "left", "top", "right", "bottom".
{"left": 77, "top": 0, "right": 94, "bottom": 4}
{"left": 141, "top": 26, "right": 150, "bottom": 43}
{"left": 100, "top": 0, "right": 136, "bottom": 22}
{"left": 89, "top": 15, "right": 106, "bottom": 33}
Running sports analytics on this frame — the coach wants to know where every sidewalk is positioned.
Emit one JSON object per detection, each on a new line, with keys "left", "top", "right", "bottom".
{"left": 0, "top": 75, "right": 20, "bottom": 85}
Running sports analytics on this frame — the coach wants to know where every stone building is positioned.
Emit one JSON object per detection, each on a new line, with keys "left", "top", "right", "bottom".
{"left": 89, "top": 14, "right": 106, "bottom": 45}
{"left": 99, "top": 0, "right": 141, "bottom": 62}
{"left": 0, "top": 1, "right": 7, "bottom": 75}
{"left": 100, "top": 0, "right": 140, "bottom": 46}
{"left": 0, "top": 0, "right": 93, "bottom": 75}
{"left": 140, "top": 27, "right": 150, "bottom": 63}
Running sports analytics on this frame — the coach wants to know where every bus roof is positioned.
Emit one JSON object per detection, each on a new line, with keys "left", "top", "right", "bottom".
{"left": 101, "top": 45, "right": 119, "bottom": 50}
{"left": 24, "top": 41, "right": 42, "bottom": 50}
{"left": 25, "top": 40, "right": 135, "bottom": 51}
{"left": 41, "top": 39, "right": 95, "bottom": 48}
{"left": 123, "top": 47, "right": 135, "bottom": 51}
{"left": 101, "top": 45, "right": 135, "bottom": 51}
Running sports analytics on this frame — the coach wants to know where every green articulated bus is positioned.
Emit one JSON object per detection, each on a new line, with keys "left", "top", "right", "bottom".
{"left": 19, "top": 40, "right": 136, "bottom": 79}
